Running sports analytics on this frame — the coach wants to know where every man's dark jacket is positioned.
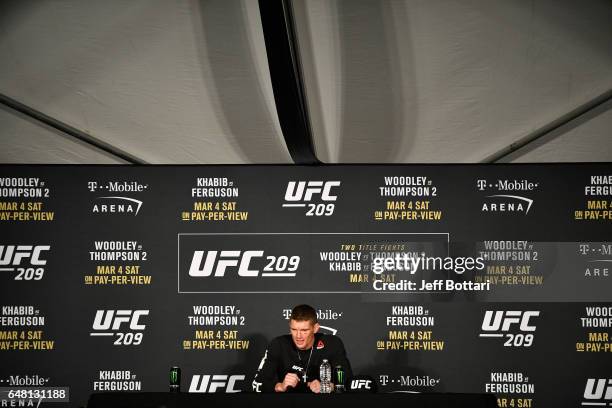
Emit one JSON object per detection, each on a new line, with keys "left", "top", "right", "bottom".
{"left": 252, "top": 333, "right": 353, "bottom": 393}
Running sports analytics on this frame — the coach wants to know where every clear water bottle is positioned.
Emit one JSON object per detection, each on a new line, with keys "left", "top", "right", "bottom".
{"left": 319, "top": 359, "right": 332, "bottom": 394}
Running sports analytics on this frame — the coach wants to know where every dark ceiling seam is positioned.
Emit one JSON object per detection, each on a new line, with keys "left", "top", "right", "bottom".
{"left": 482, "top": 89, "right": 612, "bottom": 163}
{"left": 0, "top": 92, "right": 147, "bottom": 164}
{"left": 258, "top": 0, "right": 321, "bottom": 164}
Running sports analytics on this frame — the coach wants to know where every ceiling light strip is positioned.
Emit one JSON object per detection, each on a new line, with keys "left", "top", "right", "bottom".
{"left": 258, "top": 0, "right": 320, "bottom": 164}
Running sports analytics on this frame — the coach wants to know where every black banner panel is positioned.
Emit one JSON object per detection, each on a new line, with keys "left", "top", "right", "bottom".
{"left": 1, "top": 164, "right": 611, "bottom": 407}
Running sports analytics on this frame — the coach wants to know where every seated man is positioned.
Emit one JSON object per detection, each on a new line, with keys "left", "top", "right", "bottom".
{"left": 252, "top": 304, "right": 353, "bottom": 393}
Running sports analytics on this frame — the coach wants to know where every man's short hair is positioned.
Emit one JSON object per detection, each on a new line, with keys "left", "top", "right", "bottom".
{"left": 290, "top": 304, "right": 318, "bottom": 324}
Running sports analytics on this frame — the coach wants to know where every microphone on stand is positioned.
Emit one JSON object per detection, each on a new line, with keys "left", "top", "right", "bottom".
{"left": 290, "top": 362, "right": 306, "bottom": 382}
{"left": 285, "top": 362, "right": 307, "bottom": 393}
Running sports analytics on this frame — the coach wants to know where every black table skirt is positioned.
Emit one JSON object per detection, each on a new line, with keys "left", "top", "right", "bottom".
{"left": 88, "top": 392, "right": 497, "bottom": 408}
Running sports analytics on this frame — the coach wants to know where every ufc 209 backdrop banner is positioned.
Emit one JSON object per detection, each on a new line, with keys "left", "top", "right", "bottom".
{"left": 1, "top": 164, "right": 611, "bottom": 407}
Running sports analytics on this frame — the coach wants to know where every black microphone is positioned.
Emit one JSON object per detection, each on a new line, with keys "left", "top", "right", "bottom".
{"left": 285, "top": 362, "right": 307, "bottom": 393}
{"left": 290, "top": 362, "right": 306, "bottom": 381}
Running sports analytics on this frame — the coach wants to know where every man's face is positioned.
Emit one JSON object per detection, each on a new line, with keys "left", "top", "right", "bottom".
{"left": 289, "top": 319, "right": 319, "bottom": 350}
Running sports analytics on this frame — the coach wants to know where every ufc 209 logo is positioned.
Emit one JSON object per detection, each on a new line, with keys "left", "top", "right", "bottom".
{"left": 188, "top": 251, "right": 300, "bottom": 278}
{"left": 583, "top": 379, "right": 612, "bottom": 405}
{"left": 189, "top": 375, "right": 245, "bottom": 393}
{"left": 282, "top": 181, "right": 341, "bottom": 216}
{"left": 0, "top": 245, "right": 50, "bottom": 281}
{"left": 90, "top": 310, "right": 149, "bottom": 346}
{"left": 479, "top": 310, "right": 539, "bottom": 347}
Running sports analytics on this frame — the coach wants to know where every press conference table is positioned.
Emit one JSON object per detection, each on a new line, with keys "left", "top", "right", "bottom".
{"left": 88, "top": 392, "right": 497, "bottom": 408}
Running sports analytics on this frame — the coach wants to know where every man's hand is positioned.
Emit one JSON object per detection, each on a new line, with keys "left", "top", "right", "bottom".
{"left": 307, "top": 379, "right": 321, "bottom": 393}
{"left": 275, "top": 373, "right": 300, "bottom": 392}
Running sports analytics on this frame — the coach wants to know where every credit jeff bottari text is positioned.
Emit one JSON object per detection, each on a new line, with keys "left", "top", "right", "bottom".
{"left": 373, "top": 279, "right": 490, "bottom": 292}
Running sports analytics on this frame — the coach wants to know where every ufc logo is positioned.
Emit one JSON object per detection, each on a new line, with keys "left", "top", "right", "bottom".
{"left": 350, "top": 380, "right": 372, "bottom": 390}
{"left": 92, "top": 310, "right": 149, "bottom": 331}
{"left": 584, "top": 379, "right": 612, "bottom": 401}
{"left": 284, "top": 181, "right": 341, "bottom": 202}
{"left": 252, "top": 381, "right": 262, "bottom": 393}
{"left": 189, "top": 250, "right": 263, "bottom": 277}
{"left": 189, "top": 375, "right": 244, "bottom": 393}
{"left": 481, "top": 311, "right": 539, "bottom": 332}
{"left": 0, "top": 245, "right": 50, "bottom": 266}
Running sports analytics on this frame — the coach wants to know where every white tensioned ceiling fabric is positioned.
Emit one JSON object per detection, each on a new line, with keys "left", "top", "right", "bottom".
{"left": 0, "top": 0, "right": 291, "bottom": 164}
{"left": 293, "top": 0, "right": 612, "bottom": 163}
{"left": 1, "top": 1, "right": 611, "bottom": 164}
